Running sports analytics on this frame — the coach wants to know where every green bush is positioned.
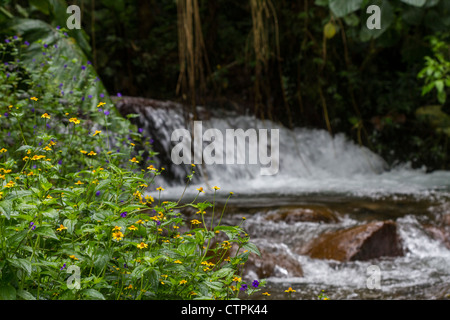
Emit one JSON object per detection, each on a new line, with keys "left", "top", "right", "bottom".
{"left": 0, "top": 34, "right": 264, "bottom": 300}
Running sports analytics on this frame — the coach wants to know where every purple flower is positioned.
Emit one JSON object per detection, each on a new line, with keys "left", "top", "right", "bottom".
{"left": 13, "top": 36, "right": 18, "bottom": 40}
{"left": 56, "top": 26, "right": 61, "bottom": 30}
{"left": 4, "top": 113, "right": 8, "bottom": 117}
{"left": 117, "top": 93, "right": 122, "bottom": 97}
{"left": 104, "top": 110, "right": 110, "bottom": 116}
{"left": 60, "top": 263, "right": 66, "bottom": 270}
{"left": 81, "top": 96, "right": 85, "bottom": 101}
{"left": 6, "top": 73, "right": 9, "bottom": 78}
{"left": 5, "top": 39, "right": 10, "bottom": 43}
{"left": 252, "top": 280, "right": 259, "bottom": 288}
{"left": 149, "top": 139, "right": 154, "bottom": 144}
{"left": 58, "top": 160, "right": 62, "bottom": 165}
{"left": 81, "top": 65, "right": 86, "bottom": 70}
{"left": 64, "top": 64, "right": 67, "bottom": 68}
{"left": 96, "top": 190, "right": 101, "bottom": 197}
{"left": 29, "top": 222, "right": 35, "bottom": 230}
{"left": 98, "top": 108, "right": 102, "bottom": 112}
{"left": 54, "top": 44, "right": 58, "bottom": 48}
{"left": 120, "top": 212, "right": 127, "bottom": 218}
{"left": 240, "top": 284, "right": 248, "bottom": 291}
{"left": 100, "top": 93, "right": 104, "bottom": 98}
{"left": 87, "top": 61, "right": 92, "bottom": 65}
{"left": 24, "top": 41, "right": 30, "bottom": 46}
{"left": 138, "top": 128, "right": 144, "bottom": 133}
{"left": 44, "top": 43, "right": 48, "bottom": 48}
{"left": 156, "top": 220, "right": 161, "bottom": 226}
{"left": 63, "top": 32, "right": 68, "bottom": 37}
{"left": 88, "top": 95, "right": 93, "bottom": 99}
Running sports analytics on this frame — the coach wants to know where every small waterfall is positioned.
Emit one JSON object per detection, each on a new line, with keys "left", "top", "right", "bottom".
{"left": 116, "top": 97, "right": 450, "bottom": 199}
{"left": 116, "top": 97, "right": 450, "bottom": 299}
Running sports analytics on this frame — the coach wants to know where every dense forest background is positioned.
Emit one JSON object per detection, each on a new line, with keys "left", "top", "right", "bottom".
{"left": 1, "top": 0, "right": 450, "bottom": 171}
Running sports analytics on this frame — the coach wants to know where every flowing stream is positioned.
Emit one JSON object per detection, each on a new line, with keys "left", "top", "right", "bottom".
{"left": 123, "top": 100, "right": 450, "bottom": 299}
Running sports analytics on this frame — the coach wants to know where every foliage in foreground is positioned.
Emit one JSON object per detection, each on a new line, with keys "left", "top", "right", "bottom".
{"left": 0, "top": 34, "right": 264, "bottom": 300}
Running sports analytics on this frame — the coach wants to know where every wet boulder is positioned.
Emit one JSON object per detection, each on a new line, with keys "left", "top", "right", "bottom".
{"left": 423, "top": 214, "right": 450, "bottom": 250}
{"left": 265, "top": 206, "right": 339, "bottom": 224}
{"left": 300, "top": 220, "right": 404, "bottom": 261}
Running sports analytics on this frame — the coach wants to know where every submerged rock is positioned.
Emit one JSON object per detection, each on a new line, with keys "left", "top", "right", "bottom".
{"left": 265, "top": 206, "right": 339, "bottom": 224}
{"left": 243, "top": 247, "right": 304, "bottom": 279}
{"left": 300, "top": 220, "right": 404, "bottom": 261}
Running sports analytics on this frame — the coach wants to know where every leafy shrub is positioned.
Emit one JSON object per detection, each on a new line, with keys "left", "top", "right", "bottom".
{"left": 0, "top": 34, "right": 264, "bottom": 300}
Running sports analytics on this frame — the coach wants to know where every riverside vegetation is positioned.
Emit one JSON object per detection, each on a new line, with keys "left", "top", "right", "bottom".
{"left": 0, "top": 33, "right": 269, "bottom": 300}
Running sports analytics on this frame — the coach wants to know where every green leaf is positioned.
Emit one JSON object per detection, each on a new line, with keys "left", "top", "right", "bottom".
{"left": 131, "top": 264, "right": 150, "bottom": 280}
{"left": 0, "top": 200, "right": 13, "bottom": 219}
{"left": 39, "top": 175, "right": 52, "bottom": 191}
{"left": 93, "top": 248, "right": 112, "bottom": 271}
{"left": 178, "top": 242, "right": 196, "bottom": 256}
{"left": 34, "top": 226, "right": 59, "bottom": 240}
{"left": 329, "top": 0, "right": 363, "bottom": 17}
{"left": 212, "top": 267, "right": 234, "bottom": 279}
{"left": 16, "top": 289, "right": 36, "bottom": 300}
{"left": 205, "top": 281, "right": 224, "bottom": 292}
{"left": 0, "top": 284, "right": 16, "bottom": 300}
{"left": 242, "top": 242, "right": 261, "bottom": 257}
{"left": 81, "top": 288, "right": 105, "bottom": 300}
{"left": 400, "top": 0, "right": 426, "bottom": 7}
{"left": 15, "top": 145, "right": 33, "bottom": 153}
{"left": 63, "top": 218, "right": 77, "bottom": 234}
{"left": 7, "top": 258, "right": 32, "bottom": 276}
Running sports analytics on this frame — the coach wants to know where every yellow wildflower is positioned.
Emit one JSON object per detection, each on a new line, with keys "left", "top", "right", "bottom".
{"left": 56, "top": 224, "right": 67, "bottom": 232}
{"left": 30, "top": 97, "right": 38, "bottom": 101}
{"left": 129, "top": 157, "right": 139, "bottom": 163}
{"left": 41, "top": 113, "right": 51, "bottom": 119}
{"left": 112, "top": 231, "right": 124, "bottom": 241}
{"left": 179, "top": 280, "right": 187, "bottom": 285}
{"left": 285, "top": 287, "right": 296, "bottom": 293}
{"left": 93, "top": 130, "right": 102, "bottom": 136}
{"left": 137, "top": 242, "right": 148, "bottom": 249}
{"left": 87, "top": 151, "right": 97, "bottom": 156}
{"left": 69, "top": 117, "right": 80, "bottom": 124}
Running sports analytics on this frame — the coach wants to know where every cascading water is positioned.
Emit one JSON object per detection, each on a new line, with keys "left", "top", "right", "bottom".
{"left": 117, "top": 97, "right": 450, "bottom": 299}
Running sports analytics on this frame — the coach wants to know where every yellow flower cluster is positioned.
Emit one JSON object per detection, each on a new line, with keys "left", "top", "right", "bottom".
{"left": 3, "top": 180, "right": 15, "bottom": 188}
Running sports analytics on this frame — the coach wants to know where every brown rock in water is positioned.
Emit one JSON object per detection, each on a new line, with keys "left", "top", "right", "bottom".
{"left": 265, "top": 206, "right": 339, "bottom": 224}
{"left": 302, "top": 220, "right": 404, "bottom": 261}
{"left": 243, "top": 247, "right": 304, "bottom": 279}
{"left": 424, "top": 226, "right": 450, "bottom": 250}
